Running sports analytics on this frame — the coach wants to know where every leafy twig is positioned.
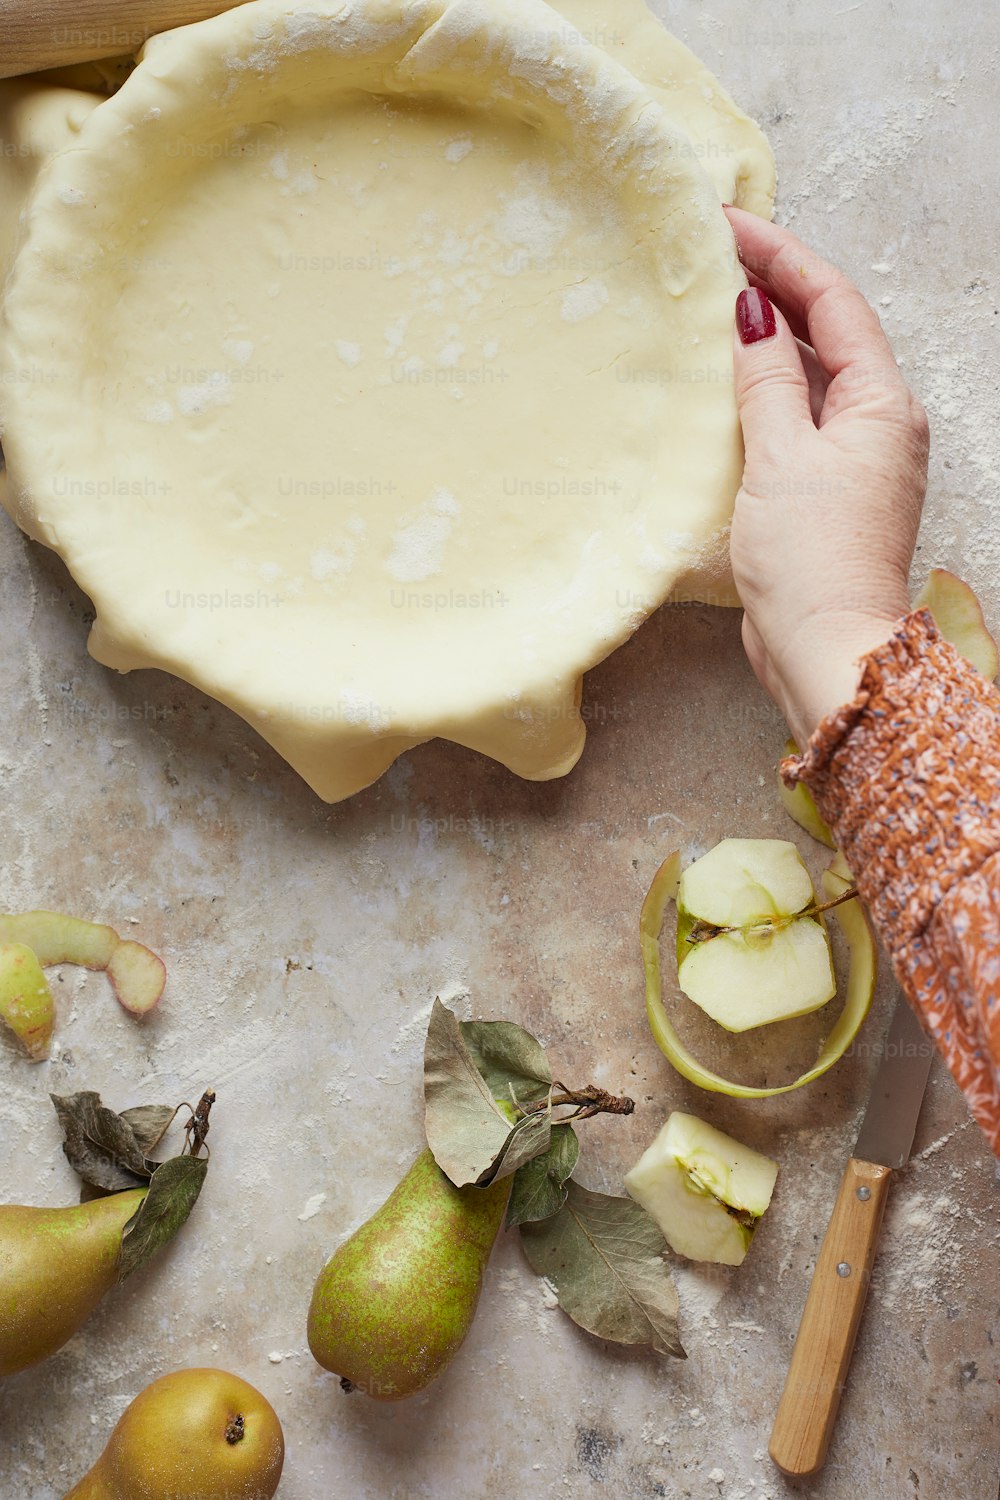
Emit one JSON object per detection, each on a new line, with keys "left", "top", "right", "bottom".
{"left": 521, "top": 1083, "right": 635, "bottom": 1122}
{"left": 182, "top": 1089, "right": 216, "bottom": 1157}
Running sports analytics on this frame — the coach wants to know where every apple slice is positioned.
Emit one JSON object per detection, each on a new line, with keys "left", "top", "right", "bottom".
{"left": 641, "top": 850, "right": 877, "bottom": 1097}
{"left": 677, "top": 838, "right": 813, "bottom": 928}
{"left": 0, "top": 911, "right": 165, "bottom": 1017}
{"left": 625, "top": 1112, "right": 778, "bottom": 1266}
{"left": 0, "top": 943, "right": 55, "bottom": 1060}
{"left": 915, "top": 568, "right": 999, "bottom": 679}
{"left": 676, "top": 840, "right": 836, "bottom": 1031}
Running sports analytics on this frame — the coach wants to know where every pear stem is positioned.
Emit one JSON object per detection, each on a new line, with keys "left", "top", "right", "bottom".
{"left": 685, "top": 886, "right": 860, "bottom": 946}
{"left": 182, "top": 1089, "right": 216, "bottom": 1156}
{"left": 521, "top": 1083, "right": 635, "bottom": 1121}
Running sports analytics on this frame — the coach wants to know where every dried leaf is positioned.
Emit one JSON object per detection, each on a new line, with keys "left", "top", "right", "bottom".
{"left": 506, "top": 1126, "right": 580, "bottom": 1228}
{"left": 117, "top": 1154, "right": 208, "bottom": 1282}
{"left": 51, "top": 1091, "right": 152, "bottom": 1194}
{"left": 460, "top": 1019, "right": 552, "bottom": 1106}
{"left": 519, "top": 1179, "right": 685, "bottom": 1358}
{"left": 120, "top": 1104, "right": 177, "bottom": 1156}
{"left": 476, "top": 1106, "right": 552, "bottom": 1187}
{"left": 424, "top": 999, "right": 513, "bottom": 1187}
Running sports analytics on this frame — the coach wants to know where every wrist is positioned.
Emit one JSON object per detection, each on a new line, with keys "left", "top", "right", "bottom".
{"left": 777, "top": 609, "right": 908, "bottom": 747}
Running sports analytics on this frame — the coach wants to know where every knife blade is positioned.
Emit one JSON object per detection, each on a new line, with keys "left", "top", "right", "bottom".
{"left": 853, "top": 996, "right": 937, "bottom": 1168}
{"left": 769, "top": 993, "right": 936, "bottom": 1478}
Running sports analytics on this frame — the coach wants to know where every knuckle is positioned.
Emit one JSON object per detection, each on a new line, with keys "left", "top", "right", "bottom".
{"left": 738, "top": 362, "right": 805, "bottom": 406}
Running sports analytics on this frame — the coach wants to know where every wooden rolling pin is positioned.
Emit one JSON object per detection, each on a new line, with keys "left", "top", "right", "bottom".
{"left": 0, "top": 1, "right": 247, "bottom": 78}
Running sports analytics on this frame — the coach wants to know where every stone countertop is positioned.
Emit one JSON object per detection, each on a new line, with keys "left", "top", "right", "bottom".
{"left": 1, "top": 3, "right": 997, "bottom": 1498}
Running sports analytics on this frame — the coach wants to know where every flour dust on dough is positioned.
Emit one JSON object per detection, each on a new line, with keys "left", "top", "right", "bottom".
{"left": 0, "top": 0, "right": 773, "bottom": 802}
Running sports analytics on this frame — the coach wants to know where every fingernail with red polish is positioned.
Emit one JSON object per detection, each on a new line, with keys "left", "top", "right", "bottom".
{"left": 736, "top": 287, "right": 777, "bottom": 345}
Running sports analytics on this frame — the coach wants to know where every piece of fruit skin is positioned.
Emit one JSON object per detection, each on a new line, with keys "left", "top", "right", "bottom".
{"left": 824, "top": 851, "right": 854, "bottom": 892}
{"left": 915, "top": 567, "right": 999, "bottom": 679}
{"left": 641, "top": 850, "right": 877, "bottom": 1097}
{"left": 62, "top": 1368, "right": 285, "bottom": 1500}
{"left": 625, "top": 1112, "right": 778, "bottom": 1267}
{"left": 675, "top": 840, "right": 836, "bottom": 1031}
{"left": 778, "top": 739, "right": 836, "bottom": 848}
{"left": 106, "top": 940, "right": 167, "bottom": 1016}
{"left": 0, "top": 912, "right": 118, "bottom": 969}
{"left": 0, "top": 942, "right": 55, "bottom": 1060}
{"left": 0, "top": 911, "right": 165, "bottom": 1016}
{"left": 307, "top": 1147, "right": 511, "bottom": 1400}
{"left": 0, "top": 1189, "right": 147, "bottom": 1378}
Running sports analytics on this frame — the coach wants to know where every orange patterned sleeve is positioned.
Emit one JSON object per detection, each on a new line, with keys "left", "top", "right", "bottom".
{"left": 782, "top": 607, "right": 1000, "bottom": 1156}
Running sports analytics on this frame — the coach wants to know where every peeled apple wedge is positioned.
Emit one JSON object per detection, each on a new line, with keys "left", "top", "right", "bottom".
{"left": 916, "top": 567, "right": 999, "bottom": 679}
{"left": 625, "top": 1112, "right": 778, "bottom": 1266}
{"left": 676, "top": 840, "right": 836, "bottom": 1031}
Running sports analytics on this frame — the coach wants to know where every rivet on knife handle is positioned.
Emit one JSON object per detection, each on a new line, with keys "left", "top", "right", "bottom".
{"left": 769, "top": 1157, "right": 892, "bottom": 1477}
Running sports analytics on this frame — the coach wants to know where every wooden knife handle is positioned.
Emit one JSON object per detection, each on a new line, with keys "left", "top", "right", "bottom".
{"left": 769, "top": 1157, "right": 892, "bottom": 1478}
{"left": 0, "top": 0, "right": 244, "bottom": 79}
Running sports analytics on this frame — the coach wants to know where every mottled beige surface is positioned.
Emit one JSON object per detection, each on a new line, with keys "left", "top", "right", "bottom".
{"left": 1, "top": 3, "right": 998, "bottom": 1498}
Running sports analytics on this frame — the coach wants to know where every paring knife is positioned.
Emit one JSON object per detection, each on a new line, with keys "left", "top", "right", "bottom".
{"left": 769, "top": 993, "right": 936, "bottom": 1478}
{"left": 0, "top": 1, "right": 245, "bottom": 80}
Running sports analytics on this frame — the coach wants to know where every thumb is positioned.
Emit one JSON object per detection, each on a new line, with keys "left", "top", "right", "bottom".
{"left": 733, "top": 287, "right": 812, "bottom": 447}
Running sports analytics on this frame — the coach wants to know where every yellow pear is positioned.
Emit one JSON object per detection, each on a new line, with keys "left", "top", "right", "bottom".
{"left": 307, "top": 1147, "right": 510, "bottom": 1399}
{"left": 63, "top": 1368, "right": 285, "bottom": 1499}
{"left": 0, "top": 1189, "right": 147, "bottom": 1377}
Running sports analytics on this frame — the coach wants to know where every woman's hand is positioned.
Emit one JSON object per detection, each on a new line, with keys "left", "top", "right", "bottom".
{"left": 724, "top": 207, "right": 930, "bottom": 749}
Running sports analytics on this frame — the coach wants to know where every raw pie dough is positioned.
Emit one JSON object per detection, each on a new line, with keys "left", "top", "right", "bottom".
{"left": 0, "top": 0, "right": 774, "bottom": 802}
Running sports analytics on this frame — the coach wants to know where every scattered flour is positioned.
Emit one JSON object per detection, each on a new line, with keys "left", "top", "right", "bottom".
{"left": 177, "top": 372, "right": 232, "bottom": 415}
{"left": 445, "top": 134, "right": 474, "bottom": 163}
{"left": 142, "top": 400, "right": 173, "bottom": 424}
{"left": 495, "top": 185, "right": 571, "bottom": 258}
{"left": 560, "top": 278, "right": 610, "bottom": 323}
{"left": 296, "top": 1193, "right": 327, "bottom": 1221}
{"left": 310, "top": 547, "right": 353, "bottom": 581}
{"left": 223, "top": 337, "right": 254, "bottom": 366}
{"left": 386, "top": 489, "right": 460, "bottom": 582}
{"left": 337, "top": 689, "right": 386, "bottom": 730}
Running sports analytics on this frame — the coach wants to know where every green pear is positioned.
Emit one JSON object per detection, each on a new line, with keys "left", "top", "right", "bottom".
{"left": 307, "top": 1147, "right": 510, "bottom": 1400}
{"left": 0, "top": 1188, "right": 146, "bottom": 1377}
{"left": 62, "top": 1367, "right": 284, "bottom": 1499}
